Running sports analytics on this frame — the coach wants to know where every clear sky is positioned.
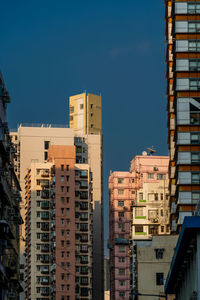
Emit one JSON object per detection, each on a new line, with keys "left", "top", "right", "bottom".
{"left": 1, "top": 0, "right": 166, "bottom": 255}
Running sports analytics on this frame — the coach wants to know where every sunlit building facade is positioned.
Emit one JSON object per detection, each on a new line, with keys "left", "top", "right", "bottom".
{"left": 109, "top": 154, "right": 169, "bottom": 299}
{"left": 25, "top": 146, "right": 93, "bottom": 299}
{"left": 165, "top": 0, "right": 200, "bottom": 232}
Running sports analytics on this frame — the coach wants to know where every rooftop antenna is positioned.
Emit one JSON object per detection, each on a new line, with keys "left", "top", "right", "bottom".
{"left": 146, "top": 146, "right": 156, "bottom": 156}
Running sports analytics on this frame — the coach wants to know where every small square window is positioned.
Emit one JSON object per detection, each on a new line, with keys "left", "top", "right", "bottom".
{"left": 44, "top": 141, "right": 50, "bottom": 150}
{"left": 155, "top": 249, "right": 164, "bottom": 259}
{"left": 148, "top": 173, "right": 154, "bottom": 179}
{"left": 156, "top": 273, "right": 164, "bottom": 285}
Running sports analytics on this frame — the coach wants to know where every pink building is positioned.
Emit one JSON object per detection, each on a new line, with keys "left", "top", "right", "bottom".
{"left": 109, "top": 155, "right": 169, "bottom": 300}
{"left": 109, "top": 172, "right": 134, "bottom": 300}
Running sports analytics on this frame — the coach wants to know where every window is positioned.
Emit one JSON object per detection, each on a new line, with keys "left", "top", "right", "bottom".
{"left": 148, "top": 173, "right": 154, "bottom": 179}
{"left": 37, "top": 190, "right": 40, "bottom": 196}
{"left": 139, "top": 193, "right": 143, "bottom": 200}
{"left": 44, "top": 141, "right": 50, "bottom": 150}
{"left": 70, "top": 106, "right": 74, "bottom": 113}
{"left": 66, "top": 175, "right": 69, "bottom": 181}
{"left": 36, "top": 179, "right": 40, "bottom": 185}
{"left": 61, "top": 251, "right": 64, "bottom": 258}
{"left": 118, "top": 246, "right": 125, "bottom": 252}
{"left": 37, "top": 212, "right": 40, "bottom": 218}
{"left": 61, "top": 197, "right": 64, "bottom": 203}
{"left": 119, "top": 291, "right": 125, "bottom": 298}
{"left": 156, "top": 273, "right": 164, "bottom": 285}
{"left": 61, "top": 164, "right": 64, "bottom": 171}
{"left": 149, "top": 226, "right": 159, "bottom": 235}
{"left": 118, "top": 257, "right": 125, "bottom": 263}
{"left": 70, "top": 116, "right": 73, "bottom": 121}
{"left": 191, "top": 133, "right": 200, "bottom": 144}
{"left": 118, "top": 178, "right": 124, "bottom": 184}
{"left": 189, "top": 59, "right": 200, "bottom": 71}
{"left": 189, "top": 40, "right": 200, "bottom": 52}
{"left": 188, "top": 22, "right": 200, "bottom": 33}
{"left": 188, "top": 3, "right": 200, "bottom": 14}
{"left": 91, "top": 104, "right": 93, "bottom": 108}
{"left": 155, "top": 248, "right": 164, "bottom": 259}
{"left": 190, "top": 112, "right": 200, "bottom": 125}
{"left": 61, "top": 208, "right": 64, "bottom": 214}
{"left": 157, "top": 174, "right": 166, "bottom": 180}
{"left": 61, "top": 285, "right": 64, "bottom": 291}
{"left": 118, "top": 189, "right": 124, "bottom": 195}
{"left": 191, "top": 152, "right": 200, "bottom": 163}
{"left": 160, "top": 209, "right": 163, "bottom": 217}
{"left": 61, "top": 241, "right": 64, "bottom": 247}
{"left": 66, "top": 197, "right": 69, "bottom": 203}
{"left": 161, "top": 193, "right": 163, "bottom": 200}
{"left": 66, "top": 208, "right": 70, "bottom": 215}
{"left": 37, "top": 201, "right": 40, "bottom": 207}
{"left": 135, "top": 208, "right": 144, "bottom": 217}
{"left": 192, "top": 192, "right": 200, "bottom": 204}
{"left": 118, "top": 201, "right": 124, "bottom": 207}
{"left": 161, "top": 226, "right": 164, "bottom": 233}
{"left": 119, "top": 280, "right": 125, "bottom": 286}
{"left": 44, "top": 151, "right": 48, "bottom": 160}
{"left": 119, "top": 269, "right": 125, "bottom": 275}
{"left": 192, "top": 172, "right": 200, "bottom": 184}
{"left": 66, "top": 186, "right": 69, "bottom": 192}
{"left": 80, "top": 104, "right": 84, "bottom": 109}
{"left": 61, "top": 230, "right": 64, "bottom": 236}
{"left": 61, "top": 218, "right": 64, "bottom": 225}
{"left": 66, "top": 165, "right": 69, "bottom": 171}
{"left": 61, "top": 186, "right": 64, "bottom": 192}
{"left": 61, "top": 273, "right": 64, "bottom": 280}
{"left": 190, "top": 79, "right": 200, "bottom": 91}
{"left": 37, "top": 222, "right": 40, "bottom": 228}
{"left": 66, "top": 230, "right": 70, "bottom": 236}
{"left": 154, "top": 193, "right": 158, "bottom": 201}
{"left": 118, "top": 212, "right": 124, "bottom": 217}
{"left": 135, "top": 225, "right": 143, "bottom": 233}
{"left": 61, "top": 175, "right": 64, "bottom": 182}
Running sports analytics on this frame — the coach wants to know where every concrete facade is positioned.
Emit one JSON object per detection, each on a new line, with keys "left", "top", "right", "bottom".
{"left": 135, "top": 235, "right": 177, "bottom": 300}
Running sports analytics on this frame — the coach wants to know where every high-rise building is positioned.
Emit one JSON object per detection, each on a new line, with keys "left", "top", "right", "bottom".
{"left": 69, "top": 92, "right": 102, "bottom": 135}
{"left": 25, "top": 146, "right": 93, "bottom": 300}
{"left": 69, "top": 92, "right": 103, "bottom": 299}
{"left": 10, "top": 91, "right": 103, "bottom": 299}
{"left": 109, "top": 154, "right": 169, "bottom": 300}
{"left": 0, "top": 72, "right": 23, "bottom": 299}
{"left": 165, "top": 0, "right": 200, "bottom": 232}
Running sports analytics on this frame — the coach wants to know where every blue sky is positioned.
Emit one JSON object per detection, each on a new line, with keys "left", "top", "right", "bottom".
{"left": 0, "top": 0, "right": 166, "bottom": 254}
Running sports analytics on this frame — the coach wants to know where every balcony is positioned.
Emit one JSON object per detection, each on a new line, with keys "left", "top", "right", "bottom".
{"left": 80, "top": 181, "right": 88, "bottom": 189}
{"left": 80, "top": 170, "right": 88, "bottom": 179}
{"left": 41, "top": 276, "right": 49, "bottom": 285}
{"left": 41, "top": 244, "right": 50, "bottom": 252}
{"left": 41, "top": 190, "right": 49, "bottom": 199}
{"left": 40, "top": 180, "right": 49, "bottom": 188}
{"left": 41, "top": 287, "right": 50, "bottom": 296}
{"left": 41, "top": 266, "right": 49, "bottom": 274}
{"left": 41, "top": 212, "right": 49, "bottom": 220}
{"left": 41, "top": 222, "right": 49, "bottom": 231}
{"left": 41, "top": 201, "right": 49, "bottom": 209}
{"left": 79, "top": 191, "right": 88, "bottom": 199}
{"left": 41, "top": 170, "right": 49, "bottom": 178}
{"left": 41, "top": 255, "right": 49, "bottom": 263}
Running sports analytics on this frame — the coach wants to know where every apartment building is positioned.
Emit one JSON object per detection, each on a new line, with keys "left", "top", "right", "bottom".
{"left": 11, "top": 91, "right": 103, "bottom": 299}
{"left": 109, "top": 154, "right": 169, "bottom": 300}
{"left": 0, "top": 72, "right": 23, "bottom": 299}
{"left": 25, "top": 145, "right": 93, "bottom": 299}
{"left": 109, "top": 171, "right": 133, "bottom": 300}
{"left": 165, "top": 0, "right": 200, "bottom": 232}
